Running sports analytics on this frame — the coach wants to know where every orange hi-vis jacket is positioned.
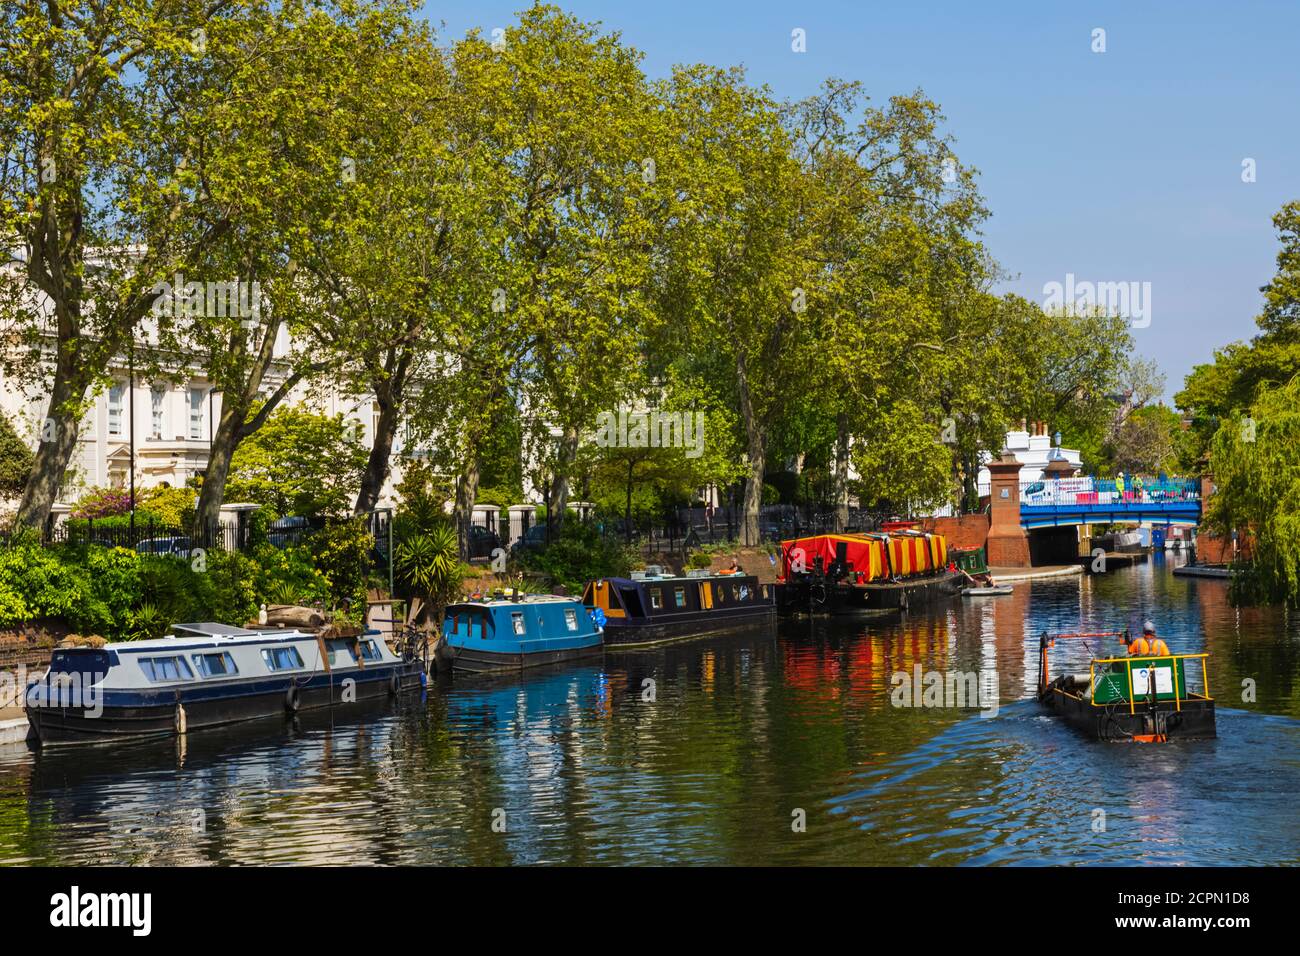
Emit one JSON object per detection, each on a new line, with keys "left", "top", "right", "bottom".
{"left": 1146, "top": 636, "right": 1170, "bottom": 656}
{"left": 1128, "top": 636, "right": 1151, "bottom": 656}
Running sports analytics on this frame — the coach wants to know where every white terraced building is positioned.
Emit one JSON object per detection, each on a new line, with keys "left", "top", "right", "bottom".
{"left": 0, "top": 335, "right": 411, "bottom": 519}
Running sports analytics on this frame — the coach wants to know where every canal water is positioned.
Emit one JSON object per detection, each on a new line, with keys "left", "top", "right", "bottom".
{"left": 1, "top": 552, "right": 1297, "bottom": 866}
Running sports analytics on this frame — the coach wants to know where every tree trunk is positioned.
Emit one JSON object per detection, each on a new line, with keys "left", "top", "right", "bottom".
{"left": 194, "top": 320, "right": 282, "bottom": 534}
{"left": 962, "top": 453, "right": 980, "bottom": 513}
{"left": 14, "top": 363, "right": 85, "bottom": 532}
{"left": 547, "top": 425, "right": 580, "bottom": 536}
{"left": 454, "top": 451, "right": 480, "bottom": 563}
{"left": 833, "top": 412, "right": 850, "bottom": 532}
{"left": 625, "top": 458, "right": 635, "bottom": 544}
{"left": 354, "top": 386, "right": 401, "bottom": 516}
{"left": 736, "top": 354, "right": 765, "bottom": 546}
{"left": 195, "top": 396, "right": 246, "bottom": 542}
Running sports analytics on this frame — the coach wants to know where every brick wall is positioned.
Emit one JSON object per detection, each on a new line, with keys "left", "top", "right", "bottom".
{"left": 918, "top": 514, "right": 990, "bottom": 551}
{"left": 1196, "top": 529, "right": 1253, "bottom": 565}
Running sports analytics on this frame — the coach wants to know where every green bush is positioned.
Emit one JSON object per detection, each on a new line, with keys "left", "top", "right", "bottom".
{"left": 687, "top": 551, "right": 713, "bottom": 569}
{"left": 0, "top": 411, "right": 33, "bottom": 498}
{"left": 0, "top": 545, "right": 115, "bottom": 635}
{"left": 395, "top": 521, "right": 465, "bottom": 613}
{"left": 308, "top": 519, "right": 374, "bottom": 616}
{"left": 139, "top": 486, "right": 197, "bottom": 527}
{"left": 0, "top": 522, "right": 373, "bottom": 638}
{"left": 517, "top": 523, "right": 633, "bottom": 593}
{"left": 250, "top": 544, "right": 330, "bottom": 609}
{"left": 205, "top": 549, "right": 260, "bottom": 626}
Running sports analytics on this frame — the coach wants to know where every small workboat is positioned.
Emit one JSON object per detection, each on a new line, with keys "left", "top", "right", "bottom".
{"left": 583, "top": 568, "right": 775, "bottom": 647}
{"left": 961, "top": 585, "right": 1013, "bottom": 597}
{"left": 24, "top": 622, "right": 426, "bottom": 747}
{"left": 440, "top": 594, "right": 603, "bottom": 674}
{"left": 1036, "top": 631, "right": 1216, "bottom": 741}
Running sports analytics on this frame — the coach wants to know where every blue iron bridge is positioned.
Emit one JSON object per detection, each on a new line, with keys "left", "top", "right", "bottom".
{"left": 1016, "top": 478, "right": 1202, "bottom": 529}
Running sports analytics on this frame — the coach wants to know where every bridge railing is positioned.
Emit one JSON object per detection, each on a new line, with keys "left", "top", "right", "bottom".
{"left": 1019, "top": 477, "right": 1200, "bottom": 508}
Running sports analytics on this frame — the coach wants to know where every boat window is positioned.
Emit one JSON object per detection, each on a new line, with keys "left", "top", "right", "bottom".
{"left": 673, "top": 587, "right": 687, "bottom": 608}
{"left": 618, "top": 587, "right": 644, "bottom": 617}
{"left": 715, "top": 584, "right": 727, "bottom": 604}
{"left": 261, "top": 646, "right": 305, "bottom": 671}
{"left": 650, "top": 588, "right": 663, "bottom": 609}
{"left": 512, "top": 612, "right": 526, "bottom": 635}
{"left": 564, "top": 609, "right": 578, "bottom": 631}
{"left": 138, "top": 655, "right": 195, "bottom": 682}
{"left": 738, "top": 584, "right": 751, "bottom": 602}
{"left": 48, "top": 649, "right": 117, "bottom": 683}
{"left": 326, "top": 638, "right": 357, "bottom": 666}
{"left": 192, "top": 651, "right": 238, "bottom": 678}
{"left": 358, "top": 639, "right": 383, "bottom": 661}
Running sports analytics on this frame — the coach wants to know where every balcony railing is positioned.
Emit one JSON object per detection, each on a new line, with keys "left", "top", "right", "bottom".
{"left": 1019, "top": 478, "right": 1200, "bottom": 507}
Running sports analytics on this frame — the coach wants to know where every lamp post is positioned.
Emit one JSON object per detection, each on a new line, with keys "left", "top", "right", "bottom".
{"left": 128, "top": 339, "right": 135, "bottom": 542}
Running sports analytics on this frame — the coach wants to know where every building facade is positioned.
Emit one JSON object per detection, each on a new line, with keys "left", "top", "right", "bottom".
{"left": 0, "top": 340, "right": 407, "bottom": 515}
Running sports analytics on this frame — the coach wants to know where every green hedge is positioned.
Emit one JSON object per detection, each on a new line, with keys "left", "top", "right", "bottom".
{"left": 0, "top": 536, "right": 374, "bottom": 640}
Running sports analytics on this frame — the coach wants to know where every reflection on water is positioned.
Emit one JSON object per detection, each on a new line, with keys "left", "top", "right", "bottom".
{"left": 1, "top": 552, "right": 1298, "bottom": 865}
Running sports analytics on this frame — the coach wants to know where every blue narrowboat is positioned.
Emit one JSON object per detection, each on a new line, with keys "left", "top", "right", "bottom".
{"left": 440, "top": 595, "right": 604, "bottom": 675}
{"left": 24, "top": 622, "right": 426, "bottom": 747}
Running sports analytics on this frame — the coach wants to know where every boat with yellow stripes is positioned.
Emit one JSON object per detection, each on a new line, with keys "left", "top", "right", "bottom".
{"left": 774, "top": 530, "right": 960, "bottom": 616}
{"left": 582, "top": 567, "right": 775, "bottom": 647}
{"left": 1036, "top": 631, "right": 1216, "bottom": 741}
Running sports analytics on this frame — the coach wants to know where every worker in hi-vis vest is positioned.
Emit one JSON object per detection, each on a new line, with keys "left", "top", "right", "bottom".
{"left": 1141, "top": 620, "right": 1170, "bottom": 656}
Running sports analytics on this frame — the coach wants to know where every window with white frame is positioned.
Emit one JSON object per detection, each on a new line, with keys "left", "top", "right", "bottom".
{"left": 189, "top": 387, "right": 205, "bottom": 440}
{"left": 107, "top": 383, "right": 124, "bottom": 436}
{"left": 150, "top": 386, "right": 165, "bottom": 439}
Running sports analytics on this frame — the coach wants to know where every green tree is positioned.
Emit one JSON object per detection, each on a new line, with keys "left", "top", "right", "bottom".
{"left": 457, "top": 7, "right": 671, "bottom": 535}
{"left": 1205, "top": 376, "right": 1300, "bottom": 603}
{"left": 223, "top": 406, "right": 368, "bottom": 517}
{"left": 0, "top": 412, "right": 33, "bottom": 499}
{"left": 0, "top": 0, "right": 266, "bottom": 530}
{"left": 659, "top": 64, "right": 814, "bottom": 544}
{"left": 188, "top": 0, "right": 422, "bottom": 531}
{"left": 1177, "top": 201, "right": 1300, "bottom": 465}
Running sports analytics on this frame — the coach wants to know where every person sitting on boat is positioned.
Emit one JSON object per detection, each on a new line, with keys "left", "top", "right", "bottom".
{"left": 1141, "top": 620, "right": 1170, "bottom": 656}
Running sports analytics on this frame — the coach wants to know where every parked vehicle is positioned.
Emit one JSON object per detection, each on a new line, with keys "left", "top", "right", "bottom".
{"left": 510, "top": 522, "right": 552, "bottom": 557}
{"left": 267, "top": 515, "right": 311, "bottom": 548}
{"left": 135, "top": 536, "right": 193, "bottom": 559}
{"left": 466, "top": 525, "right": 502, "bottom": 561}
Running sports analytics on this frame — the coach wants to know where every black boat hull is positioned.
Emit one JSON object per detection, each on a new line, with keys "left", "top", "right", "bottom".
{"left": 1040, "top": 685, "right": 1217, "bottom": 741}
{"left": 26, "top": 663, "right": 424, "bottom": 747}
{"left": 448, "top": 644, "right": 603, "bottom": 675}
{"left": 602, "top": 605, "right": 776, "bottom": 647}
{"left": 777, "top": 572, "right": 961, "bottom": 616}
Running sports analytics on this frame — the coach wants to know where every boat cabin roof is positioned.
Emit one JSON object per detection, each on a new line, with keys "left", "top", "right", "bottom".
{"left": 606, "top": 571, "right": 756, "bottom": 588}
{"left": 55, "top": 622, "right": 338, "bottom": 654}
{"left": 448, "top": 594, "right": 584, "bottom": 611}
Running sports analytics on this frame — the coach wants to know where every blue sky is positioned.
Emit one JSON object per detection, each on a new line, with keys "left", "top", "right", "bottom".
{"left": 420, "top": 1, "right": 1300, "bottom": 402}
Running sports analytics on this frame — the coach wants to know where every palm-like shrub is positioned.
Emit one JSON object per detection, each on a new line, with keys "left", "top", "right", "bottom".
{"left": 394, "top": 520, "right": 464, "bottom": 616}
